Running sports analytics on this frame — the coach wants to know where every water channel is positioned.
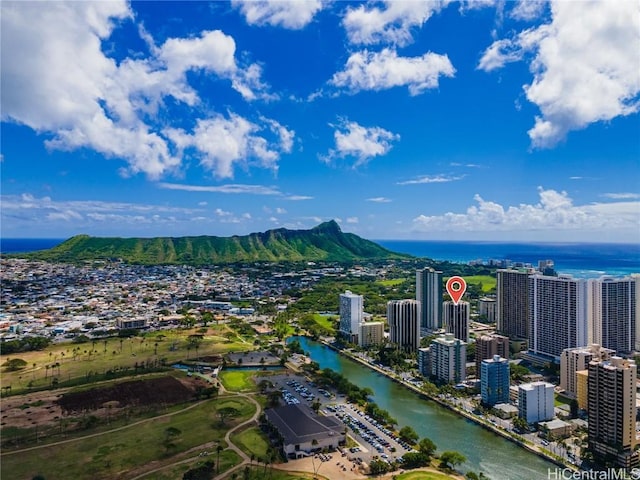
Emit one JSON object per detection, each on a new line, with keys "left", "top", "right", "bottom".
{"left": 291, "top": 336, "right": 557, "bottom": 480}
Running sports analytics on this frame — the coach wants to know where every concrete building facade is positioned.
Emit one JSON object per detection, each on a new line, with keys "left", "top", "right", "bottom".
{"left": 497, "top": 269, "right": 531, "bottom": 340}
{"left": 430, "top": 333, "right": 466, "bottom": 384}
{"left": 476, "top": 334, "right": 509, "bottom": 379}
{"left": 528, "top": 275, "right": 588, "bottom": 361}
{"left": 588, "top": 357, "right": 638, "bottom": 469}
{"left": 358, "top": 321, "right": 385, "bottom": 348}
{"left": 339, "top": 290, "right": 363, "bottom": 343}
{"left": 478, "top": 297, "right": 497, "bottom": 323}
{"left": 518, "top": 381, "right": 554, "bottom": 424}
{"left": 388, "top": 300, "right": 420, "bottom": 351}
{"left": 443, "top": 300, "right": 470, "bottom": 342}
{"left": 560, "top": 344, "right": 614, "bottom": 399}
{"left": 588, "top": 277, "right": 637, "bottom": 354}
{"left": 481, "top": 355, "right": 510, "bottom": 407}
{"left": 416, "top": 267, "right": 443, "bottom": 333}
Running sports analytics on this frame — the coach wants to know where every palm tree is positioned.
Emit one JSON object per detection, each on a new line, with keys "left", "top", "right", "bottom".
{"left": 216, "top": 444, "right": 224, "bottom": 474}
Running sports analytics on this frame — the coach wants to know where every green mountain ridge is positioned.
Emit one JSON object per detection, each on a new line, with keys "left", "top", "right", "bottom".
{"left": 20, "top": 220, "right": 411, "bottom": 264}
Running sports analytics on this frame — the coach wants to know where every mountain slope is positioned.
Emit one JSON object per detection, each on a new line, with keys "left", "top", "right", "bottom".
{"left": 23, "top": 220, "right": 410, "bottom": 264}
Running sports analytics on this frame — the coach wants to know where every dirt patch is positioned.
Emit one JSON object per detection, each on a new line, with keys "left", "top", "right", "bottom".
{"left": 57, "top": 376, "right": 195, "bottom": 413}
{"left": 0, "top": 390, "right": 64, "bottom": 429}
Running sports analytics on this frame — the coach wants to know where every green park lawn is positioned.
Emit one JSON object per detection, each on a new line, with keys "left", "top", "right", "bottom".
{"left": 0, "top": 397, "right": 255, "bottom": 480}
{"left": 143, "top": 449, "right": 242, "bottom": 480}
{"left": 0, "top": 327, "right": 249, "bottom": 395}
{"left": 218, "top": 369, "right": 257, "bottom": 392}
{"left": 376, "top": 278, "right": 406, "bottom": 287}
{"left": 231, "top": 426, "right": 271, "bottom": 460}
{"left": 463, "top": 275, "right": 496, "bottom": 293}
{"left": 311, "top": 313, "right": 336, "bottom": 331}
{"left": 227, "top": 466, "right": 322, "bottom": 480}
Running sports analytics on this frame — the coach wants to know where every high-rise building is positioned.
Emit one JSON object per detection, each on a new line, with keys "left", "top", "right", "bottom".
{"left": 478, "top": 297, "right": 497, "bottom": 323}
{"left": 497, "top": 269, "right": 531, "bottom": 340}
{"left": 430, "top": 333, "right": 466, "bottom": 384}
{"left": 359, "top": 322, "right": 385, "bottom": 348}
{"left": 416, "top": 267, "right": 443, "bottom": 333}
{"left": 418, "top": 347, "right": 431, "bottom": 377}
{"left": 339, "top": 290, "right": 363, "bottom": 343}
{"left": 529, "top": 274, "right": 588, "bottom": 361}
{"left": 443, "top": 301, "right": 470, "bottom": 342}
{"left": 576, "top": 370, "right": 589, "bottom": 410}
{"left": 559, "top": 344, "right": 613, "bottom": 399}
{"left": 476, "top": 334, "right": 509, "bottom": 379}
{"left": 481, "top": 355, "right": 510, "bottom": 407}
{"left": 588, "top": 357, "right": 638, "bottom": 469}
{"left": 387, "top": 300, "right": 420, "bottom": 351}
{"left": 588, "top": 277, "right": 637, "bottom": 354}
{"left": 518, "top": 381, "right": 554, "bottom": 424}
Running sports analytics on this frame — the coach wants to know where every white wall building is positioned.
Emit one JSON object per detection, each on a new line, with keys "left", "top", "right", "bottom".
{"left": 339, "top": 290, "right": 363, "bottom": 343}
{"left": 518, "top": 381, "right": 554, "bottom": 424}
{"left": 388, "top": 299, "right": 420, "bottom": 351}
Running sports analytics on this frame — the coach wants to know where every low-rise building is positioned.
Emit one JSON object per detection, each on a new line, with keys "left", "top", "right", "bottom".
{"left": 264, "top": 404, "right": 346, "bottom": 459}
{"left": 518, "top": 381, "right": 554, "bottom": 424}
{"left": 359, "top": 322, "right": 384, "bottom": 348}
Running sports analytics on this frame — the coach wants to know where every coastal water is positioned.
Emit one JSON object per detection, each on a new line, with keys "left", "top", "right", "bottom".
{"left": 292, "top": 336, "right": 556, "bottom": 480}
{"left": 377, "top": 240, "right": 639, "bottom": 278}
{"left": 0, "top": 238, "right": 65, "bottom": 253}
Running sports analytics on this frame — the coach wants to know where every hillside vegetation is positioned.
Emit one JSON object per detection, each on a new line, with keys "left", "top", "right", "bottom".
{"left": 21, "top": 220, "right": 410, "bottom": 265}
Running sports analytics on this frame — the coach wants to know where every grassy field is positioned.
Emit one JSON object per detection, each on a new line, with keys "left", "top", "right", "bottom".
{"left": 376, "top": 278, "right": 406, "bottom": 287}
{"left": 445, "top": 275, "right": 496, "bottom": 293}
{"left": 0, "top": 396, "right": 255, "bottom": 480}
{"left": 311, "top": 314, "right": 336, "bottom": 331}
{"left": 225, "top": 466, "right": 323, "bottom": 480}
{"left": 218, "top": 370, "right": 257, "bottom": 392}
{"left": 231, "top": 426, "right": 271, "bottom": 460}
{"left": 0, "top": 327, "right": 250, "bottom": 395}
{"left": 142, "top": 449, "right": 242, "bottom": 480}
{"left": 393, "top": 470, "right": 460, "bottom": 480}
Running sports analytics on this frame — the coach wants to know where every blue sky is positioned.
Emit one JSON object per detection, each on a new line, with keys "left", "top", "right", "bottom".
{"left": 1, "top": 0, "right": 639, "bottom": 242}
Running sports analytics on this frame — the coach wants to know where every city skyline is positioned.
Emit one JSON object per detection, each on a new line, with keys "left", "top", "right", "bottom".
{"left": 1, "top": 1, "right": 639, "bottom": 241}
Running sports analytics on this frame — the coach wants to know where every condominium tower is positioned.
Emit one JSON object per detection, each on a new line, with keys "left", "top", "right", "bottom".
{"left": 443, "top": 300, "right": 470, "bottom": 342}
{"left": 496, "top": 269, "right": 531, "bottom": 340}
{"left": 416, "top": 267, "right": 443, "bottom": 333}
{"left": 481, "top": 355, "right": 510, "bottom": 407}
{"left": 588, "top": 357, "right": 638, "bottom": 469}
{"left": 387, "top": 300, "right": 420, "bottom": 351}
{"left": 588, "top": 277, "right": 638, "bottom": 354}
{"left": 476, "top": 334, "right": 509, "bottom": 379}
{"left": 528, "top": 274, "right": 588, "bottom": 361}
{"left": 339, "top": 290, "right": 363, "bottom": 343}
{"left": 430, "top": 333, "right": 466, "bottom": 384}
{"left": 559, "top": 344, "right": 614, "bottom": 399}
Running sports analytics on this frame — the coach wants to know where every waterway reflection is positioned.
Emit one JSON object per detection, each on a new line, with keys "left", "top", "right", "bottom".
{"left": 291, "top": 336, "right": 556, "bottom": 480}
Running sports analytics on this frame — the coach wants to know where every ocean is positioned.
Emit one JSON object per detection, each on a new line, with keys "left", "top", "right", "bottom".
{"left": 377, "top": 240, "right": 639, "bottom": 278}
{"left": 1, "top": 238, "right": 638, "bottom": 278}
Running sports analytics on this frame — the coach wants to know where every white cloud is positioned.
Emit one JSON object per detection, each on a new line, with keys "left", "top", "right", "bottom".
{"left": 411, "top": 187, "right": 640, "bottom": 238}
{"left": 601, "top": 193, "right": 640, "bottom": 200}
{"left": 275, "top": 207, "right": 287, "bottom": 214}
{"left": 330, "top": 48, "right": 455, "bottom": 96}
{"left": 215, "top": 208, "right": 232, "bottom": 217}
{"left": 398, "top": 174, "right": 464, "bottom": 185}
{"left": 342, "top": 0, "right": 444, "bottom": 46}
{"left": 284, "top": 195, "right": 314, "bottom": 201}
{"left": 479, "top": 0, "right": 640, "bottom": 148}
{"left": 158, "top": 183, "right": 282, "bottom": 195}
{"left": 322, "top": 120, "right": 399, "bottom": 167}
{"left": 367, "top": 197, "right": 392, "bottom": 203}
{"left": 0, "top": 2, "right": 276, "bottom": 179}
{"left": 509, "top": 0, "right": 547, "bottom": 21}
{"left": 164, "top": 113, "right": 294, "bottom": 178}
{"left": 232, "top": 0, "right": 323, "bottom": 29}
{"left": 346, "top": 217, "right": 359, "bottom": 224}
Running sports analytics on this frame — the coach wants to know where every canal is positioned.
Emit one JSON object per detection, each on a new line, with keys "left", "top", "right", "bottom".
{"left": 292, "top": 336, "right": 556, "bottom": 480}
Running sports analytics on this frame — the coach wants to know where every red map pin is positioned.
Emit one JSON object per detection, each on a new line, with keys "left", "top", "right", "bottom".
{"left": 446, "top": 276, "right": 467, "bottom": 305}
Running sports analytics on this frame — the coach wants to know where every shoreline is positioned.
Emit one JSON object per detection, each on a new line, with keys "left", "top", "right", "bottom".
{"left": 318, "top": 338, "right": 576, "bottom": 474}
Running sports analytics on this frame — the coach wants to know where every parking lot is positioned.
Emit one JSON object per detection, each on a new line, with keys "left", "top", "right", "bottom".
{"left": 268, "top": 373, "right": 414, "bottom": 466}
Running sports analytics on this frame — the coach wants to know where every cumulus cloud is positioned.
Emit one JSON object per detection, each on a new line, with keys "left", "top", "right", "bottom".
{"left": 0, "top": 1, "right": 277, "bottom": 179}
{"left": 342, "top": 0, "right": 444, "bottom": 46}
{"left": 479, "top": 0, "right": 640, "bottom": 148}
{"left": 330, "top": 48, "right": 455, "bottom": 96}
{"left": 398, "top": 174, "right": 464, "bottom": 185}
{"left": 232, "top": 0, "right": 323, "bottom": 29}
{"left": 321, "top": 119, "right": 399, "bottom": 167}
{"left": 509, "top": 0, "right": 547, "bottom": 21}
{"left": 411, "top": 187, "right": 640, "bottom": 238}
{"left": 601, "top": 193, "right": 640, "bottom": 200}
{"left": 367, "top": 197, "right": 392, "bottom": 203}
{"left": 165, "top": 113, "right": 294, "bottom": 178}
